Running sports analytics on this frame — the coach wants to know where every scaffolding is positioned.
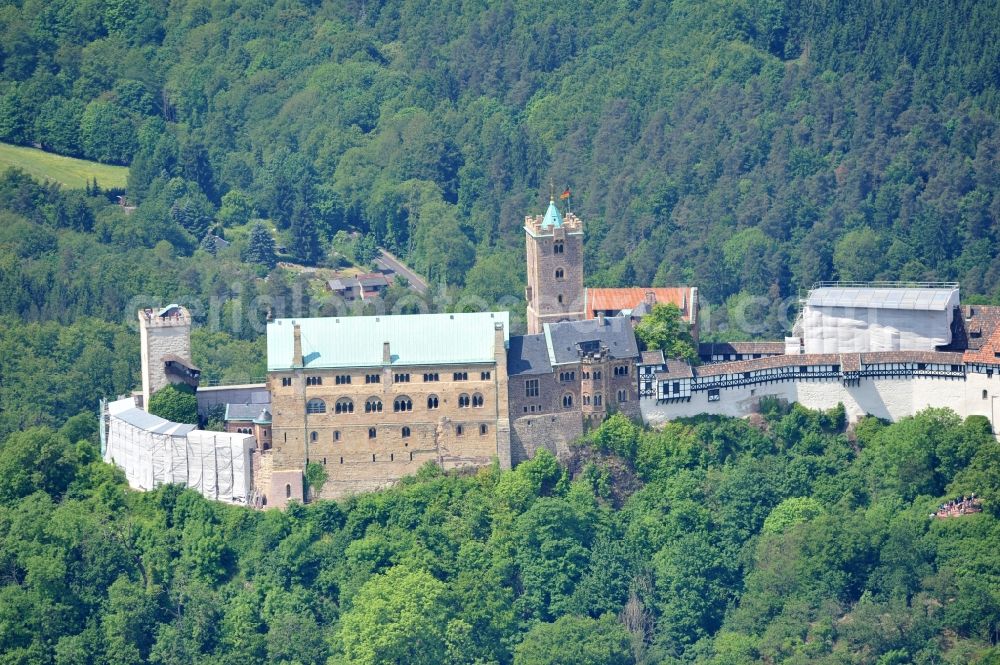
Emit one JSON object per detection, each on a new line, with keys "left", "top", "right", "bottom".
{"left": 103, "top": 398, "right": 255, "bottom": 504}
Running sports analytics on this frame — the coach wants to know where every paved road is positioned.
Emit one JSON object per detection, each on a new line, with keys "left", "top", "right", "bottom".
{"left": 375, "top": 248, "right": 429, "bottom": 294}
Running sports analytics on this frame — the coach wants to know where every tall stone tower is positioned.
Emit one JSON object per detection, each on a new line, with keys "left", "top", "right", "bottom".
{"left": 138, "top": 305, "right": 199, "bottom": 410}
{"left": 525, "top": 199, "right": 585, "bottom": 334}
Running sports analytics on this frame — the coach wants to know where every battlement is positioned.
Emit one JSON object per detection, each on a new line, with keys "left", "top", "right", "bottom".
{"left": 139, "top": 304, "right": 192, "bottom": 327}
{"left": 524, "top": 210, "right": 583, "bottom": 236}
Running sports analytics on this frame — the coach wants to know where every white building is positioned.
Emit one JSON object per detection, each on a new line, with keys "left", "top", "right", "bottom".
{"left": 795, "top": 283, "right": 960, "bottom": 354}
{"left": 102, "top": 397, "right": 257, "bottom": 505}
{"left": 641, "top": 285, "right": 1000, "bottom": 432}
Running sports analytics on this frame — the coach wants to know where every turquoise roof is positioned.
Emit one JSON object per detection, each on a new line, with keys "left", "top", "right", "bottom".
{"left": 540, "top": 200, "right": 563, "bottom": 228}
{"left": 267, "top": 312, "right": 510, "bottom": 371}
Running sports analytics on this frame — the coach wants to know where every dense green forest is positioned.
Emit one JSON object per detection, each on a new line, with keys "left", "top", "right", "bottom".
{"left": 2, "top": 405, "right": 1000, "bottom": 664}
{"left": 3, "top": 1, "right": 1000, "bottom": 663}
{"left": 1, "top": 0, "right": 999, "bottom": 335}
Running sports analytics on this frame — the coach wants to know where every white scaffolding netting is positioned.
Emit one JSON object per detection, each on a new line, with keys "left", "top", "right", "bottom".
{"left": 104, "top": 398, "right": 255, "bottom": 504}
{"left": 800, "top": 287, "right": 959, "bottom": 354}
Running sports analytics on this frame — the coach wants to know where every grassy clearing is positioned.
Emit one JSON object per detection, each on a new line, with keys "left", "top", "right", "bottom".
{"left": 0, "top": 142, "right": 129, "bottom": 189}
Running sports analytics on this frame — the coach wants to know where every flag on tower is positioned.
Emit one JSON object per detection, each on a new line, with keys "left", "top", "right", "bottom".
{"left": 560, "top": 188, "right": 571, "bottom": 200}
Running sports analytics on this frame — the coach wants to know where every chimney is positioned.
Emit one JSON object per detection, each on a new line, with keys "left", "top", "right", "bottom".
{"left": 598, "top": 312, "right": 605, "bottom": 326}
{"left": 383, "top": 341, "right": 391, "bottom": 364}
{"left": 292, "top": 324, "right": 303, "bottom": 367}
{"left": 645, "top": 291, "right": 656, "bottom": 306}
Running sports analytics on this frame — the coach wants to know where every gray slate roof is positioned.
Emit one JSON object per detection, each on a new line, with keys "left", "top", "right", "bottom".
{"left": 508, "top": 334, "right": 553, "bottom": 376}
{"left": 225, "top": 403, "right": 273, "bottom": 422}
{"left": 544, "top": 317, "right": 640, "bottom": 366}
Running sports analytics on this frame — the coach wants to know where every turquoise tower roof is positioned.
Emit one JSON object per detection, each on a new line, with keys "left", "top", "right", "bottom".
{"left": 540, "top": 199, "right": 564, "bottom": 229}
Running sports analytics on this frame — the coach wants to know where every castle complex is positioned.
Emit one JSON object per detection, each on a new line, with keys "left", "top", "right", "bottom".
{"left": 104, "top": 199, "right": 1000, "bottom": 508}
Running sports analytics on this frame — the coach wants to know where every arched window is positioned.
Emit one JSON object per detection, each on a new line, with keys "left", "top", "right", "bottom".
{"left": 554, "top": 240, "right": 564, "bottom": 254}
{"left": 427, "top": 395, "right": 439, "bottom": 409}
{"left": 333, "top": 431, "right": 340, "bottom": 441}
{"left": 285, "top": 484, "right": 291, "bottom": 498}
{"left": 335, "top": 398, "right": 354, "bottom": 414}
{"left": 557, "top": 294, "right": 564, "bottom": 304}
{"left": 368, "top": 427, "right": 376, "bottom": 439}
{"left": 618, "top": 389, "right": 627, "bottom": 403}
{"left": 306, "top": 399, "right": 326, "bottom": 414}
{"left": 365, "top": 397, "right": 383, "bottom": 413}
{"left": 595, "top": 394, "right": 603, "bottom": 406}
{"left": 555, "top": 267, "right": 565, "bottom": 279}
{"left": 310, "top": 431, "right": 318, "bottom": 442}
{"left": 583, "top": 394, "right": 590, "bottom": 405}
{"left": 456, "top": 425, "right": 464, "bottom": 436}
{"left": 562, "top": 393, "right": 573, "bottom": 408}
{"left": 394, "top": 396, "right": 413, "bottom": 412}
{"left": 472, "top": 393, "right": 484, "bottom": 408}
{"left": 402, "top": 426, "right": 411, "bottom": 438}
{"left": 458, "top": 393, "right": 470, "bottom": 408}
{"left": 480, "top": 424, "right": 488, "bottom": 435}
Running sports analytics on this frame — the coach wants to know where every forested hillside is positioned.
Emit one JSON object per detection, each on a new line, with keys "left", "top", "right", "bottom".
{"left": 3, "top": 2, "right": 1000, "bottom": 663}
{"left": 2, "top": 405, "right": 1000, "bottom": 664}
{"left": 1, "top": 0, "right": 999, "bottom": 336}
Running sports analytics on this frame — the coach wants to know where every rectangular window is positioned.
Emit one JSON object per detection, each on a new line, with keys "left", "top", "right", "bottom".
{"left": 525, "top": 379, "right": 539, "bottom": 397}
{"left": 281, "top": 377, "right": 292, "bottom": 387}
{"left": 335, "top": 375, "right": 351, "bottom": 385}
{"left": 453, "top": 371, "right": 468, "bottom": 381}
{"left": 423, "top": 372, "right": 440, "bottom": 382}
{"left": 672, "top": 381, "right": 680, "bottom": 394}
{"left": 306, "top": 376, "right": 322, "bottom": 386}
{"left": 366, "top": 374, "right": 380, "bottom": 384}
{"left": 394, "top": 373, "right": 410, "bottom": 383}
{"left": 708, "top": 388, "right": 720, "bottom": 402}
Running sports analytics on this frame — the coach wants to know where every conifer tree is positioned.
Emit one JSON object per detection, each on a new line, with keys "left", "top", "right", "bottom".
{"left": 199, "top": 232, "right": 217, "bottom": 256}
{"left": 244, "top": 222, "right": 276, "bottom": 268}
{"left": 290, "top": 196, "right": 322, "bottom": 265}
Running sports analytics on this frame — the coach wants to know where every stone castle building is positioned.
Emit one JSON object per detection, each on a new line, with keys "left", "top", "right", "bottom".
{"left": 507, "top": 316, "right": 640, "bottom": 463}
{"left": 138, "top": 305, "right": 201, "bottom": 408}
{"left": 525, "top": 200, "right": 586, "bottom": 334}
{"left": 264, "top": 312, "right": 511, "bottom": 506}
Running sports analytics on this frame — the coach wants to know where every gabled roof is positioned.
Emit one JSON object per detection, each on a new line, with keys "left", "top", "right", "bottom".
{"left": 640, "top": 350, "right": 666, "bottom": 365}
{"left": 327, "top": 278, "right": 350, "bottom": 291}
{"left": 544, "top": 317, "right": 640, "bottom": 366}
{"left": 507, "top": 334, "right": 553, "bottom": 376}
{"left": 225, "top": 403, "right": 273, "bottom": 422}
{"left": 586, "top": 288, "right": 693, "bottom": 320}
{"left": 655, "top": 358, "right": 694, "bottom": 380}
{"left": 108, "top": 398, "right": 196, "bottom": 436}
{"left": 357, "top": 273, "right": 389, "bottom": 288}
{"left": 805, "top": 285, "right": 959, "bottom": 311}
{"left": 267, "top": 312, "right": 510, "bottom": 370}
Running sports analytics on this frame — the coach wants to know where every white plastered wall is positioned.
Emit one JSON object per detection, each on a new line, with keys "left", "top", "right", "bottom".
{"left": 642, "top": 373, "right": 1000, "bottom": 430}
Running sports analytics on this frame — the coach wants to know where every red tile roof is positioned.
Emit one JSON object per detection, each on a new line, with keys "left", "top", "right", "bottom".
{"left": 586, "top": 288, "right": 692, "bottom": 321}
{"left": 957, "top": 305, "right": 1000, "bottom": 364}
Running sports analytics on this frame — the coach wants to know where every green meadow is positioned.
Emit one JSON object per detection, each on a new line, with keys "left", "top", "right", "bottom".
{"left": 0, "top": 142, "right": 128, "bottom": 189}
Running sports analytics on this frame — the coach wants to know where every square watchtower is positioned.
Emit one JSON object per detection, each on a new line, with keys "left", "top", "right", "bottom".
{"left": 525, "top": 200, "right": 585, "bottom": 334}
